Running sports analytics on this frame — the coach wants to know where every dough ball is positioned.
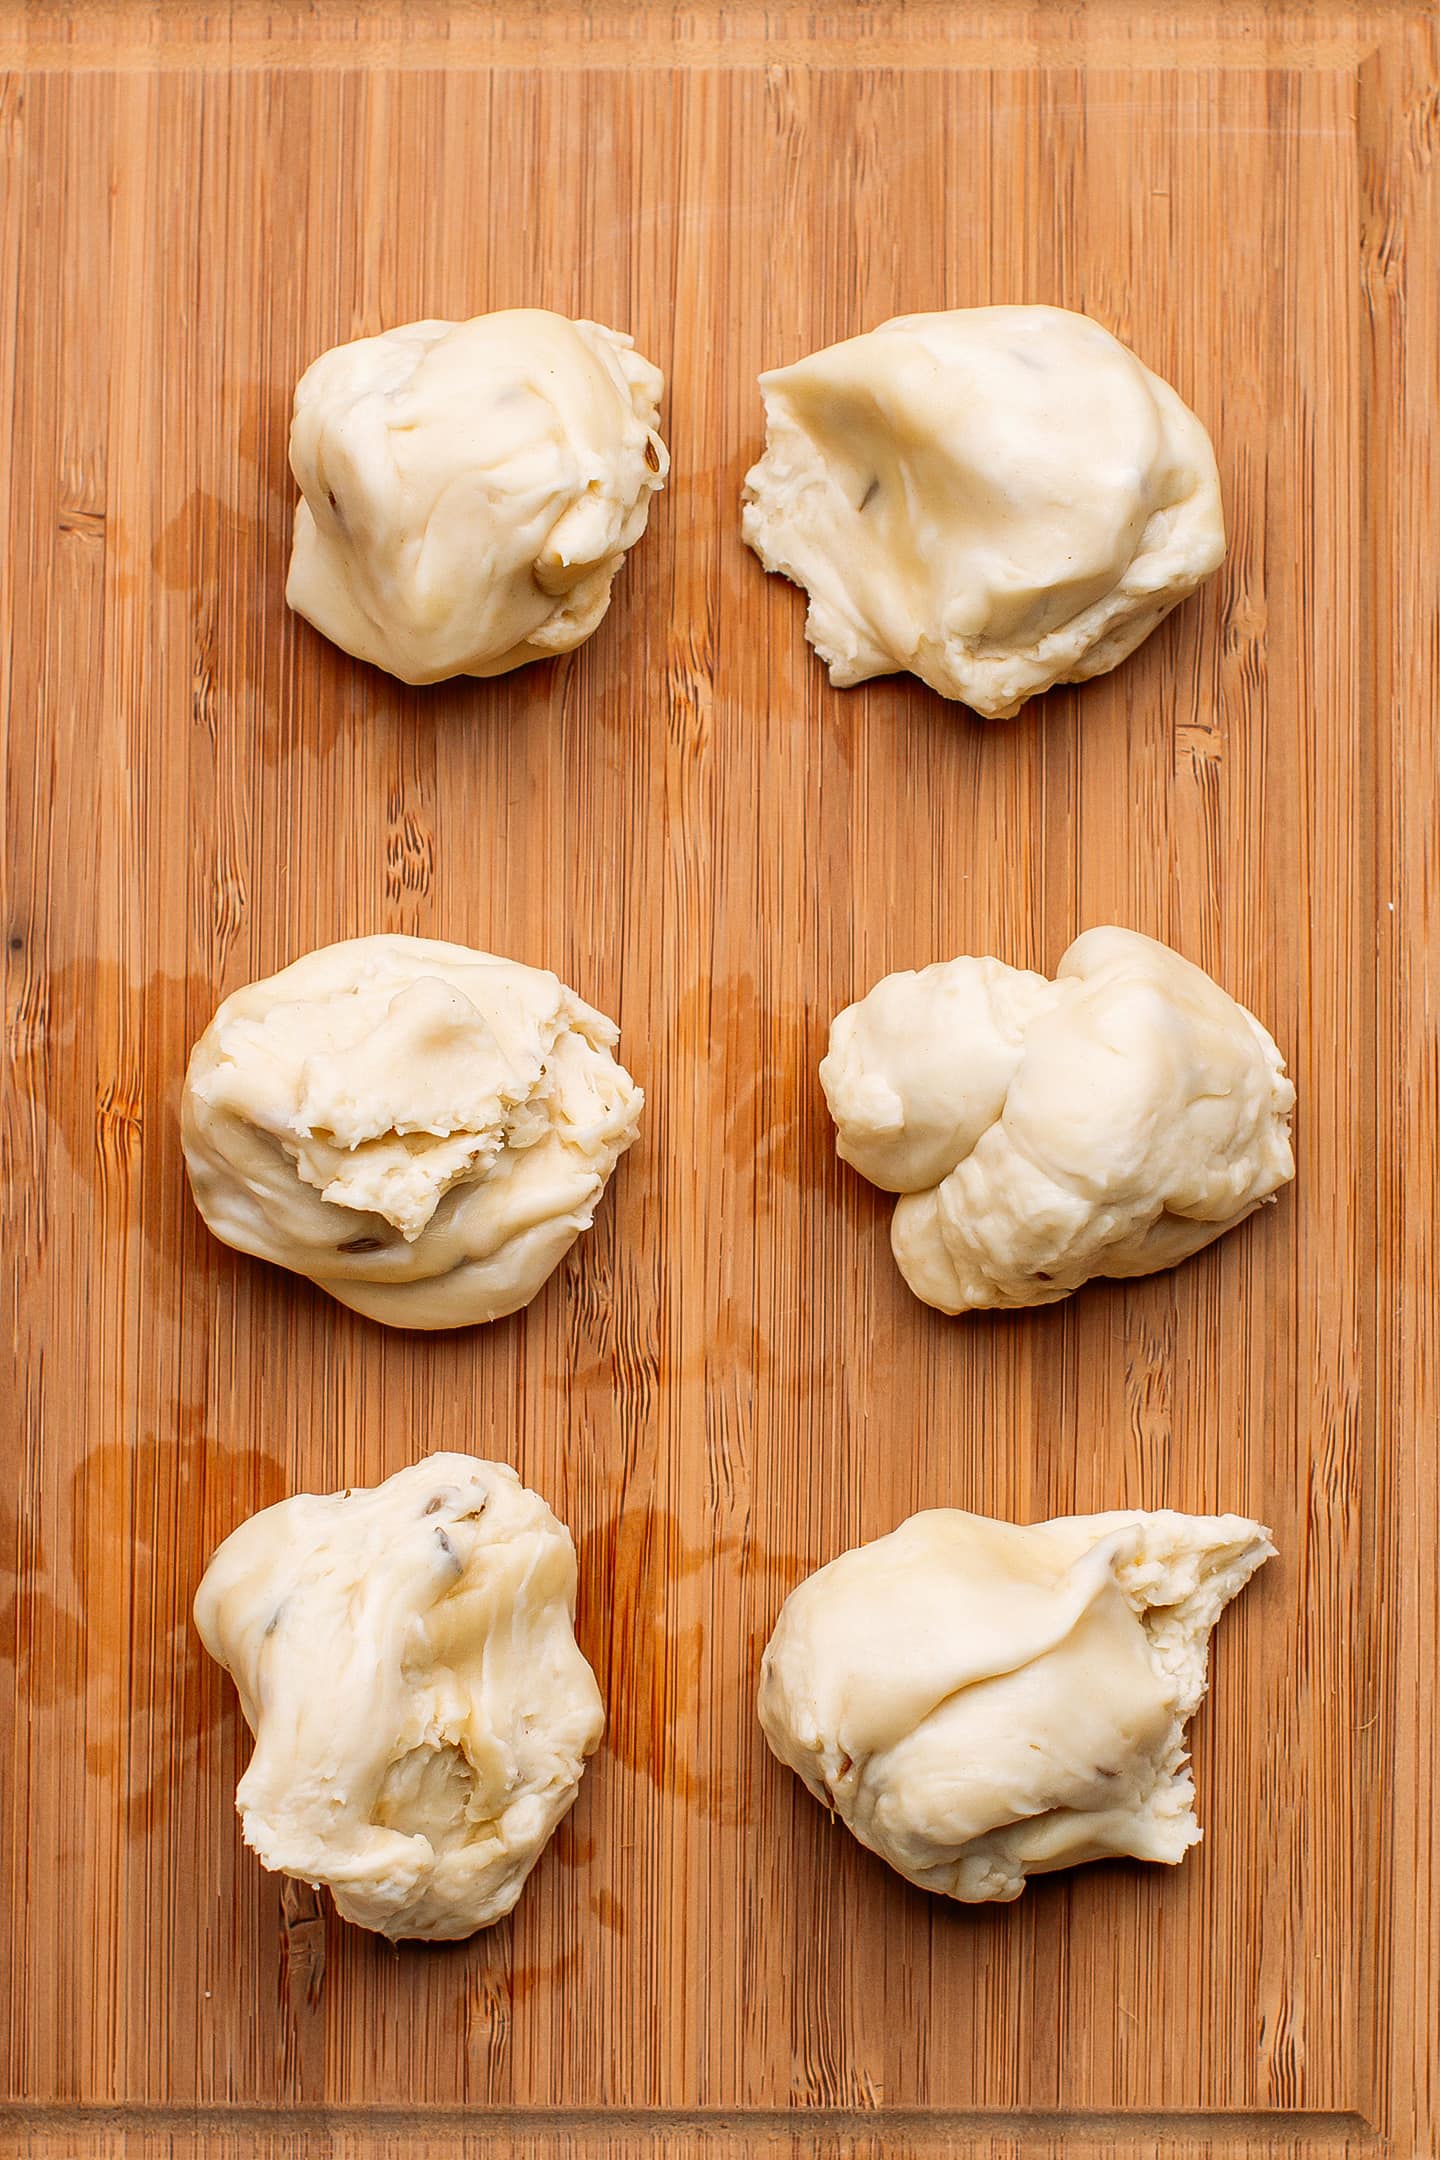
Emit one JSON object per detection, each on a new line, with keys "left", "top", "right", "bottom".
{"left": 759, "top": 1506, "right": 1273, "bottom": 1904}
{"left": 741, "top": 305, "right": 1225, "bottom": 718}
{"left": 194, "top": 1454, "right": 604, "bottom": 1940}
{"left": 182, "top": 934, "right": 643, "bottom": 1329}
{"left": 820, "top": 926, "right": 1294, "bottom": 1312}
{"left": 286, "top": 309, "right": 669, "bottom": 684}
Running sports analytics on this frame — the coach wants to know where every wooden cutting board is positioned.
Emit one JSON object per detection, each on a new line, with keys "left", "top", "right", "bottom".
{"left": 2, "top": 4, "right": 1436, "bottom": 2155}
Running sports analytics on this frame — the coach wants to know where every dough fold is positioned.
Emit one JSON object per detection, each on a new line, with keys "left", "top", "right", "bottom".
{"left": 758, "top": 1506, "right": 1273, "bottom": 1903}
{"left": 182, "top": 934, "right": 643, "bottom": 1329}
{"left": 741, "top": 306, "right": 1224, "bottom": 717}
{"left": 287, "top": 309, "right": 668, "bottom": 683}
{"left": 194, "top": 1454, "right": 605, "bottom": 1940}
{"left": 820, "top": 927, "right": 1294, "bottom": 1312}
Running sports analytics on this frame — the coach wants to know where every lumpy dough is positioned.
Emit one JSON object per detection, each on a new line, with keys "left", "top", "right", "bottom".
{"left": 194, "top": 1455, "right": 604, "bottom": 1940}
{"left": 758, "top": 1506, "right": 1273, "bottom": 1904}
{"left": 819, "top": 926, "right": 1294, "bottom": 1313}
{"left": 182, "top": 934, "right": 643, "bottom": 1329}
{"left": 740, "top": 306, "right": 1225, "bottom": 718}
{"left": 286, "top": 309, "right": 669, "bottom": 683}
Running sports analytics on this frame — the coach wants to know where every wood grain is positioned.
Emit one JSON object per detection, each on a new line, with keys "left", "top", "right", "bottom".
{"left": 1, "top": 3, "right": 1436, "bottom": 2155}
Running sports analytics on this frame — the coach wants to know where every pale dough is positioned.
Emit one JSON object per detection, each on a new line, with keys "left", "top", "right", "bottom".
{"left": 759, "top": 1506, "right": 1273, "bottom": 1904}
{"left": 194, "top": 1455, "right": 604, "bottom": 1940}
{"left": 287, "top": 310, "right": 668, "bottom": 683}
{"left": 182, "top": 935, "right": 643, "bottom": 1329}
{"left": 741, "top": 306, "right": 1225, "bottom": 717}
{"left": 820, "top": 927, "right": 1294, "bottom": 1312}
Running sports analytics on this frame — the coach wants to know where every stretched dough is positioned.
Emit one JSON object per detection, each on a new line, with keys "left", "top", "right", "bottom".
{"left": 741, "top": 306, "right": 1224, "bottom": 717}
{"left": 820, "top": 927, "right": 1294, "bottom": 1312}
{"left": 759, "top": 1506, "right": 1273, "bottom": 1904}
{"left": 182, "top": 935, "right": 643, "bottom": 1329}
{"left": 194, "top": 1455, "right": 604, "bottom": 1941}
{"left": 287, "top": 309, "right": 668, "bottom": 683}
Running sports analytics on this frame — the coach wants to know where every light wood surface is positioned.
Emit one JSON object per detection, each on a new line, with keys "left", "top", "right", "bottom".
{"left": 2, "top": 3, "right": 1436, "bottom": 2155}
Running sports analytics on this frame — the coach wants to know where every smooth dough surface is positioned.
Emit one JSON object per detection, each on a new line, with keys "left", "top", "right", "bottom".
{"left": 194, "top": 1454, "right": 604, "bottom": 1940}
{"left": 759, "top": 1506, "right": 1273, "bottom": 1903}
{"left": 182, "top": 934, "right": 643, "bottom": 1329}
{"left": 741, "top": 306, "right": 1225, "bottom": 717}
{"left": 820, "top": 927, "right": 1294, "bottom": 1313}
{"left": 286, "top": 309, "right": 668, "bottom": 683}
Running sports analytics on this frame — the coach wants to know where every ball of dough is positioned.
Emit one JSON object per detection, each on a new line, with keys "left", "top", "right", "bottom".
{"left": 286, "top": 309, "right": 669, "bottom": 683}
{"left": 182, "top": 934, "right": 643, "bottom": 1329}
{"left": 759, "top": 1506, "right": 1273, "bottom": 1904}
{"left": 741, "top": 305, "right": 1225, "bottom": 718}
{"left": 820, "top": 927, "right": 1294, "bottom": 1312}
{"left": 194, "top": 1455, "right": 604, "bottom": 1940}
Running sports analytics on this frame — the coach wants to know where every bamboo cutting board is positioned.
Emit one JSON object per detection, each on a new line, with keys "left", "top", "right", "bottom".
{"left": 2, "top": 3, "right": 1437, "bottom": 2156}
